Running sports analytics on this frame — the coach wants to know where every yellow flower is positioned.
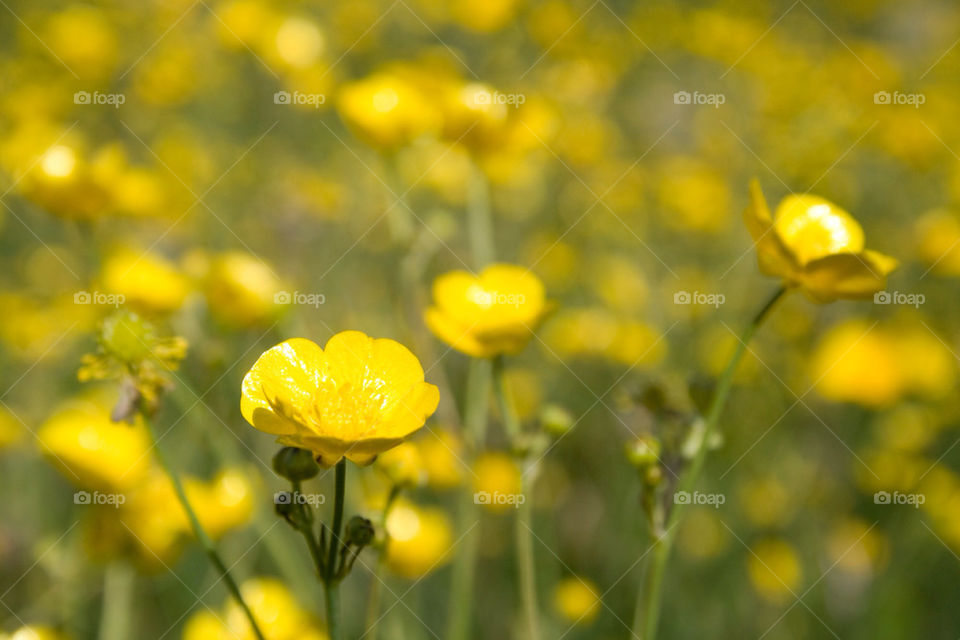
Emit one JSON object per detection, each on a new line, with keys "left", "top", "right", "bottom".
{"left": 241, "top": 331, "right": 439, "bottom": 466}
{"left": 416, "top": 428, "right": 464, "bottom": 489}
{"left": 744, "top": 180, "right": 897, "bottom": 302}
{"left": 100, "top": 248, "right": 191, "bottom": 315}
{"left": 472, "top": 451, "right": 522, "bottom": 513}
{"left": 425, "top": 264, "right": 548, "bottom": 358}
{"left": 337, "top": 72, "right": 439, "bottom": 151}
{"left": 37, "top": 394, "right": 152, "bottom": 493}
{"left": 552, "top": 577, "right": 602, "bottom": 624}
{"left": 1, "top": 626, "right": 68, "bottom": 640}
{"left": 203, "top": 251, "right": 287, "bottom": 328}
{"left": 375, "top": 441, "right": 426, "bottom": 487}
{"left": 747, "top": 538, "right": 802, "bottom": 604}
{"left": 384, "top": 499, "right": 453, "bottom": 579}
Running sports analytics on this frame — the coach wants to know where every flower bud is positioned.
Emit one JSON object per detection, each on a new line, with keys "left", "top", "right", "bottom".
{"left": 625, "top": 436, "right": 661, "bottom": 469}
{"left": 345, "top": 516, "right": 375, "bottom": 547}
{"left": 272, "top": 446, "right": 320, "bottom": 481}
{"left": 540, "top": 404, "right": 574, "bottom": 436}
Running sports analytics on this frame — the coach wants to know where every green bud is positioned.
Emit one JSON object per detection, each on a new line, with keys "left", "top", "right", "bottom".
{"left": 540, "top": 404, "right": 575, "bottom": 436}
{"left": 272, "top": 447, "right": 320, "bottom": 481}
{"left": 345, "top": 516, "right": 375, "bottom": 547}
{"left": 625, "top": 436, "right": 661, "bottom": 468}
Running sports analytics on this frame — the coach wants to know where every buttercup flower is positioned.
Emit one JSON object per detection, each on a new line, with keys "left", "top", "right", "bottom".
{"left": 744, "top": 180, "right": 897, "bottom": 302}
{"left": 384, "top": 499, "right": 453, "bottom": 579}
{"left": 241, "top": 331, "right": 439, "bottom": 466}
{"left": 552, "top": 577, "right": 602, "bottom": 624}
{"left": 337, "top": 72, "right": 439, "bottom": 152}
{"left": 425, "top": 263, "right": 548, "bottom": 358}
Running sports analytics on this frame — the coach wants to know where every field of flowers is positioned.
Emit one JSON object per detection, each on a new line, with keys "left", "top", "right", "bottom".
{"left": 1, "top": 0, "right": 959, "bottom": 638}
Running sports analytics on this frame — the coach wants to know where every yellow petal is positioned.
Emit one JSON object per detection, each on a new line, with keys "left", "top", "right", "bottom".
{"left": 424, "top": 306, "right": 493, "bottom": 358}
{"left": 774, "top": 194, "right": 864, "bottom": 264}
{"left": 744, "top": 180, "right": 800, "bottom": 278}
{"left": 799, "top": 251, "right": 896, "bottom": 303}
{"left": 241, "top": 338, "right": 323, "bottom": 435}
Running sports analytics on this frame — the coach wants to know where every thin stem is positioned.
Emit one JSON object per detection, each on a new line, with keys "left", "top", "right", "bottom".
{"left": 635, "top": 285, "right": 787, "bottom": 640}
{"left": 324, "top": 459, "right": 347, "bottom": 640}
{"left": 492, "top": 357, "right": 541, "bottom": 640}
{"left": 446, "top": 357, "right": 492, "bottom": 640}
{"left": 97, "top": 561, "right": 133, "bottom": 640}
{"left": 141, "top": 412, "right": 267, "bottom": 640}
{"left": 467, "top": 158, "right": 494, "bottom": 267}
{"left": 365, "top": 484, "right": 402, "bottom": 640}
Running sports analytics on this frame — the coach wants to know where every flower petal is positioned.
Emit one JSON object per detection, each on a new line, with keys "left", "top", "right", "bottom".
{"left": 799, "top": 251, "right": 897, "bottom": 303}
{"left": 744, "top": 180, "right": 800, "bottom": 278}
{"left": 241, "top": 338, "right": 323, "bottom": 435}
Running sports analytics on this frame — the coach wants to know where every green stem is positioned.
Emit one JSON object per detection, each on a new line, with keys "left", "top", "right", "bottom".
{"left": 492, "top": 356, "right": 541, "bottom": 640}
{"left": 365, "top": 485, "right": 402, "bottom": 640}
{"left": 467, "top": 159, "right": 494, "bottom": 267}
{"left": 97, "top": 561, "right": 133, "bottom": 640}
{"left": 635, "top": 286, "right": 787, "bottom": 640}
{"left": 324, "top": 459, "right": 347, "bottom": 640}
{"left": 446, "top": 358, "right": 492, "bottom": 640}
{"left": 141, "top": 413, "right": 267, "bottom": 640}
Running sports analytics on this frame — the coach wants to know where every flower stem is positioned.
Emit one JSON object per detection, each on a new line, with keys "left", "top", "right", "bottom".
{"left": 97, "top": 561, "right": 133, "bottom": 640}
{"left": 324, "top": 459, "right": 347, "bottom": 640}
{"left": 634, "top": 285, "right": 787, "bottom": 640}
{"left": 446, "top": 357, "right": 492, "bottom": 640}
{"left": 141, "top": 412, "right": 267, "bottom": 640}
{"left": 365, "top": 484, "right": 402, "bottom": 640}
{"left": 467, "top": 158, "right": 494, "bottom": 267}
{"left": 492, "top": 356, "right": 541, "bottom": 640}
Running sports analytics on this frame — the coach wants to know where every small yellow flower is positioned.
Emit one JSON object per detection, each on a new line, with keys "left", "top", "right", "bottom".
{"left": 747, "top": 538, "right": 802, "bottom": 604}
{"left": 472, "top": 451, "right": 522, "bottom": 513}
{"left": 100, "top": 248, "right": 191, "bottom": 315}
{"left": 425, "top": 264, "right": 548, "bottom": 358}
{"left": 416, "top": 428, "right": 464, "bottom": 489}
{"left": 375, "top": 441, "right": 426, "bottom": 488}
{"left": 384, "top": 499, "right": 453, "bottom": 579}
{"left": 337, "top": 72, "right": 439, "bottom": 151}
{"left": 1, "top": 625, "right": 68, "bottom": 640}
{"left": 203, "top": 251, "right": 287, "bottom": 328}
{"left": 241, "top": 331, "right": 439, "bottom": 466}
{"left": 744, "top": 180, "right": 897, "bottom": 302}
{"left": 552, "top": 576, "right": 602, "bottom": 624}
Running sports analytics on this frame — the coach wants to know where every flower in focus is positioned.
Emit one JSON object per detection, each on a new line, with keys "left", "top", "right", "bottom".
{"left": 183, "top": 577, "right": 327, "bottom": 640}
{"left": 337, "top": 72, "right": 439, "bottom": 152}
{"left": 241, "top": 331, "right": 440, "bottom": 466}
{"left": 384, "top": 499, "right": 453, "bottom": 579}
{"left": 425, "top": 264, "right": 548, "bottom": 358}
{"left": 472, "top": 451, "right": 522, "bottom": 513}
{"left": 747, "top": 538, "right": 802, "bottom": 604}
{"left": 552, "top": 576, "right": 602, "bottom": 624}
{"left": 744, "top": 180, "right": 897, "bottom": 302}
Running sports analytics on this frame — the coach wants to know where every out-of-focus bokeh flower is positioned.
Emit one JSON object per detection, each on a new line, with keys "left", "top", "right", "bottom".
{"left": 745, "top": 181, "right": 897, "bottom": 302}
{"left": 552, "top": 576, "right": 602, "bottom": 624}
{"left": 425, "top": 264, "right": 548, "bottom": 358}
{"left": 542, "top": 308, "right": 666, "bottom": 366}
{"left": 472, "top": 451, "right": 521, "bottom": 513}
{"left": 0, "top": 625, "right": 69, "bottom": 640}
{"left": 384, "top": 499, "right": 453, "bottom": 579}
{"left": 915, "top": 210, "right": 960, "bottom": 276}
{"left": 202, "top": 251, "right": 287, "bottom": 328}
{"left": 337, "top": 71, "right": 440, "bottom": 152}
{"left": 375, "top": 441, "right": 426, "bottom": 488}
{"left": 241, "top": 332, "right": 439, "bottom": 465}
{"left": 415, "top": 428, "right": 464, "bottom": 489}
{"left": 100, "top": 248, "right": 191, "bottom": 315}
{"left": 747, "top": 538, "right": 802, "bottom": 604}
{"left": 0, "top": 407, "right": 24, "bottom": 450}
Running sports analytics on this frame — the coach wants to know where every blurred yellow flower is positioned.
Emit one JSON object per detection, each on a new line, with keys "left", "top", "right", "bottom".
{"left": 915, "top": 210, "right": 960, "bottom": 276}
{"left": 38, "top": 394, "right": 152, "bottom": 492}
{"left": 101, "top": 248, "right": 191, "bottom": 315}
{"left": 183, "top": 577, "right": 326, "bottom": 640}
{"left": 43, "top": 6, "right": 118, "bottom": 78}
{"left": 416, "top": 428, "right": 464, "bottom": 489}
{"left": 0, "top": 625, "right": 68, "bottom": 640}
{"left": 425, "top": 264, "right": 548, "bottom": 358}
{"left": 20, "top": 144, "right": 112, "bottom": 220}
{"left": 552, "top": 576, "right": 602, "bottom": 624}
{"left": 745, "top": 181, "right": 897, "bottom": 302}
{"left": 337, "top": 72, "right": 439, "bottom": 151}
{"left": 826, "top": 518, "right": 886, "bottom": 576}
{"left": 0, "top": 407, "right": 23, "bottom": 450}
{"left": 472, "top": 451, "right": 522, "bottom": 513}
{"left": 375, "top": 441, "right": 426, "bottom": 487}
{"left": 450, "top": 0, "right": 520, "bottom": 32}
{"left": 441, "top": 82, "right": 510, "bottom": 152}
{"left": 203, "top": 251, "right": 287, "bottom": 328}
{"left": 747, "top": 538, "right": 802, "bottom": 604}
{"left": 385, "top": 499, "right": 453, "bottom": 579}
{"left": 241, "top": 331, "right": 439, "bottom": 466}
